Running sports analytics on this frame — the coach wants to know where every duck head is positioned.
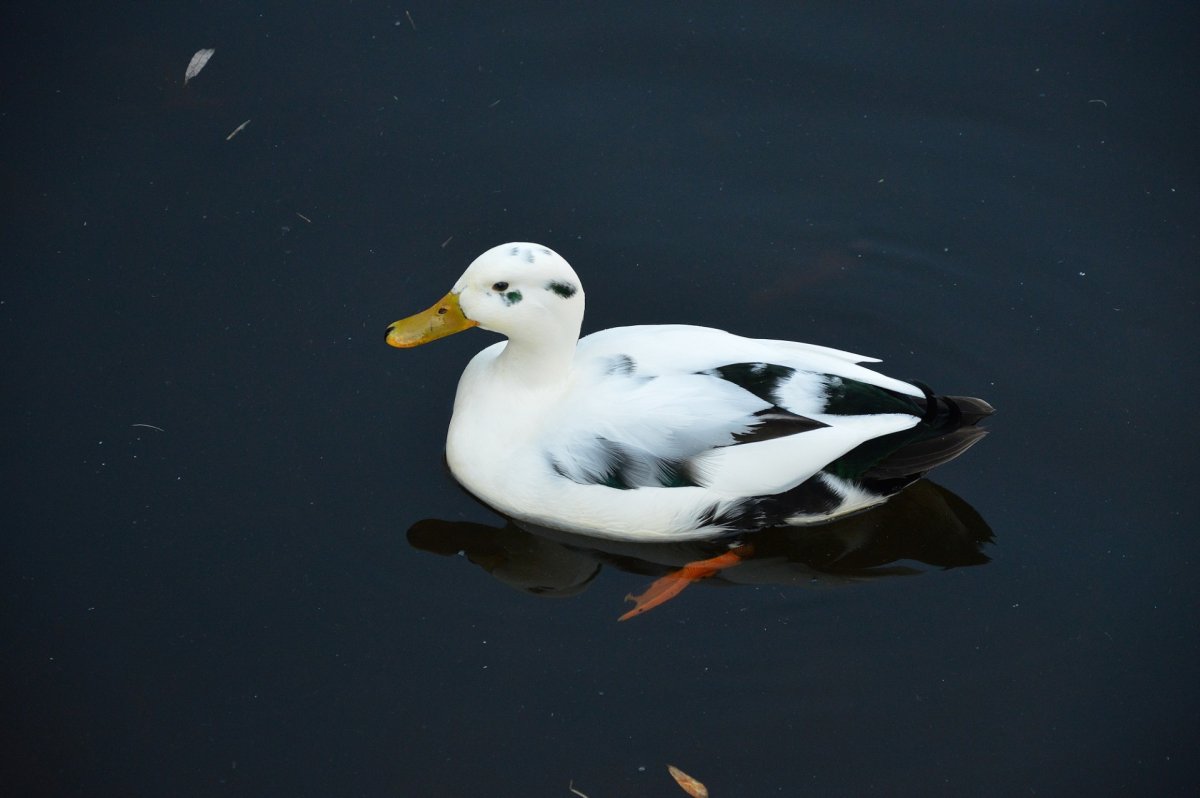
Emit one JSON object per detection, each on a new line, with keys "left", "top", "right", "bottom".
{"left": 386, "top": 243, "right": 586, "bottom": 348}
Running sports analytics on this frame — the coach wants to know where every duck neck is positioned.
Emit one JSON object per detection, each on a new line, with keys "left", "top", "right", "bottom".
{"left": 493, "top": 322, "right": 580, "bottom": 390}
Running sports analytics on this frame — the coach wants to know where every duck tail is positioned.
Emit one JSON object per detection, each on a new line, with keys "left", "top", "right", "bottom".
{"left": 859, "top": 388, "right": 995, "bottom": 485}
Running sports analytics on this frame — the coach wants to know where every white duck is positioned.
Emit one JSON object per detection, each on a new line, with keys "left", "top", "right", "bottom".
{"left": 387, "top": 243, "right": 992, "bottom": 544}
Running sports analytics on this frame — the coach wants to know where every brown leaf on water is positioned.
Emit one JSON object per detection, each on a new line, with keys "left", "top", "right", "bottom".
{"left": 184, "top": 48, "right": 215, "bottom": 85}
{"left": 667, "top": 765, "right": 709, "bottom": 797}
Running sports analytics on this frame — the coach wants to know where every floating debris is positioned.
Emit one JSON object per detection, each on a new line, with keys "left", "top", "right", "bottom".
{"left": 225, "top": 119, "right": 250, "bottom": 141}
{"left": 130, "top": 424, "right": 165, "bottom": 432}
{"left": 567, "top": 781, "right": 590, "bottom": 798}
{"left": 296, "top": 212, "right": 313, "bottom": 224}
{"left": 184, "top": 48, "right": 215, "bottom": 85}
{"left": 668, "top": 765, "right": 709, "bottom": 798}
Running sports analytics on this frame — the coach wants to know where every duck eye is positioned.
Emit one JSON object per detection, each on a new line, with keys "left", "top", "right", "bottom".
{"left": 492, "top": 281, "right": 509, "bottom": 292}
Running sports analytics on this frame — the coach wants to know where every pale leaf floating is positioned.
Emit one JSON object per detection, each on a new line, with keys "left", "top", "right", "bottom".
{"left": 184, "top": 48, "right": 215, "bottom": 85}
{"left": 667, "top": 765, "right": 709, "bottom": 798}
{"left": 225, "top": 119, "right": 251, "bottom": 141}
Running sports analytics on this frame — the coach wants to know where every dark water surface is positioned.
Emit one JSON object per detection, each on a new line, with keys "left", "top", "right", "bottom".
{"left": 5, "top": 3, "right": 1197, "bottom": 796}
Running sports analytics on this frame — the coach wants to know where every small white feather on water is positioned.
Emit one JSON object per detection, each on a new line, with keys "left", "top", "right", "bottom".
{"left": 226, "top": 119, "right": 251, "bottom": 141}
{"left": 184, "top": 48, "right": 215, "bottom": 85}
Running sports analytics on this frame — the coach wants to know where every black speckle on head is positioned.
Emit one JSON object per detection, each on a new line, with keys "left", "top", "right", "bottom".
{"left": 509, "top": 246, "right": 520, "bottom": 256}
{"left": 502, "top": 290, "right": 523, "bottom": 306}
{"left": 525, "top": 250, "right": 535, "bottom": 263}
{"left": 541, "top": 248, "right": 551, "bottom": 255}
{"left": 546, "top": 280, "right": 577, "bottom": 299}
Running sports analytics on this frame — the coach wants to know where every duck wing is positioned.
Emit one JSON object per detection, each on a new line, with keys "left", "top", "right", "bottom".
{"left": 544, "top": 325, "right": 934, "bottom": 503}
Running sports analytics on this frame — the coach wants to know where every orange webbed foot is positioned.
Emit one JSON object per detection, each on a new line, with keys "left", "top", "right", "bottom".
{"left": 618, "top": 545, "right": 751, "bottom": 621}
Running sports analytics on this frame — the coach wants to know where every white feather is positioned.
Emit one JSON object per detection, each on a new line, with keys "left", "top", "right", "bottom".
{"left": 184, "top": 48, "right": 215, "bottom": 85}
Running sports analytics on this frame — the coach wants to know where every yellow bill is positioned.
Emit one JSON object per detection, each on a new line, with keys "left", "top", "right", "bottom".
{"left": 386, "top": 291, "right": 477, "bottom": 348}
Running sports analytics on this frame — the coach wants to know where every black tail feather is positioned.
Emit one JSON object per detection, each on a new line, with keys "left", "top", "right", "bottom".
{"left": 940, "top": 394, "right": 995, "bottom": 426}
{"left": 864, "top": 424, "right": 989, "bottom": 480}
{"left": 831, "top": 393, "right": 995, "bottom": 494}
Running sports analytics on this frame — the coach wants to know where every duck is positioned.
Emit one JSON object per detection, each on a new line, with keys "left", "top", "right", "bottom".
{"left": 386, "top": 242, "right": 993, "bottom": 549}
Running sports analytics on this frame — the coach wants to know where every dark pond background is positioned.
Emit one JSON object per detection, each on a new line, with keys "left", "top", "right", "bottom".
{"left": 5, "top": 3, "right": 1197, "bottom": 796}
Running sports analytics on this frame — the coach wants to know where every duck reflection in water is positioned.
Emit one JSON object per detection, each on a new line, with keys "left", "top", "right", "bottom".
{"left": 407, "top": 479, "right": 992, "bottom": 620}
